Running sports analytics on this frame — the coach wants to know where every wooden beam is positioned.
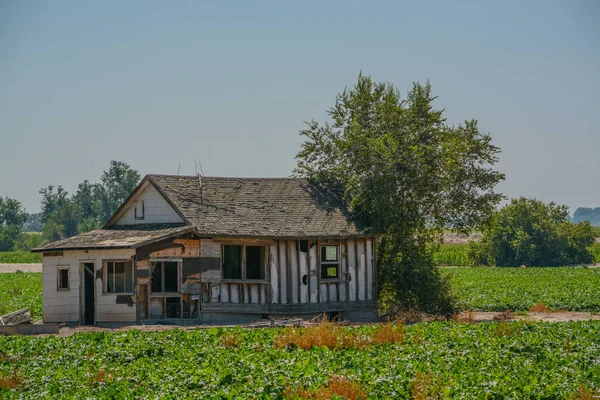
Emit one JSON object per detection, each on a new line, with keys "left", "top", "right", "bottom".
{"left": 372, "top": 238, "right": 377, "bottom": 301}
{"left": 266, "top": 246, "right": 271, "bottom": 305}
{"left": 277, "top": 241, "right": 281, "bottom": 304}
{"left": 296, "top": 240, "right": 301, "bottom": 304}
{"left": 286, "top": 240, "right": 292, "bottom": 304}
{"left": 344, "top": 243, "right": 350, "bottom": 302}
{"left": 200, "top": 300, "right": 377, "bottom": 315}
{"left": 213, "top": 238, "right": 277, "bottom": 246}
{"left": 316, "top": 240, "right": 321, "bottom": 303}
{"left": 307, "top": 242, "right": 311, "bottom": 304}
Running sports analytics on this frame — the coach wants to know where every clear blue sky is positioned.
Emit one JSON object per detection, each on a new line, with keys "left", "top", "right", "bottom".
{"left": 1, "top": 0, "right": 598, "bottom": 213}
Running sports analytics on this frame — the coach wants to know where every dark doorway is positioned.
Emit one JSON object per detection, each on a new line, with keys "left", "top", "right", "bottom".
{"left": 83, "top": 263, "right": 95, "bottom": 325}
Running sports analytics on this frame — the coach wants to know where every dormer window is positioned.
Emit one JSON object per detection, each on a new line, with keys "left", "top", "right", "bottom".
{"left": 134, "top": 201, "right": 145, "bottom": 220}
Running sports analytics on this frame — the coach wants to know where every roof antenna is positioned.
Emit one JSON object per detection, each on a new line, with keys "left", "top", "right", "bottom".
{"left": 195, "top": 159, "right": 203, "bottom": 204}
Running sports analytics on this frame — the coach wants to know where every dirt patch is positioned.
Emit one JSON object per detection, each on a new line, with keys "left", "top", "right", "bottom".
{"left": 0, "top": 264, "right": 42, "bottom": 273}
{"left": 471, "top": 311, "right": 600, "bottom": 323}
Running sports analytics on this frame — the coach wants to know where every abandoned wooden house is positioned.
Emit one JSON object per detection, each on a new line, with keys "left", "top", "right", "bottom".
{"left": 32, "top": 175, "right": 378, "bottom": 325}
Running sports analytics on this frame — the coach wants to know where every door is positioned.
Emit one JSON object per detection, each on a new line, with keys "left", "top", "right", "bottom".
{"left": 83, "top": 263, "right": 95, "bottom": 325}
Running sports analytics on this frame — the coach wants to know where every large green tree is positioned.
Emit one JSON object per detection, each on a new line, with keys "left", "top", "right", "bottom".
{"left": 295, "top": 74, "right": 504, "bottom": 313}
{"left": 471, "top": 198, "right": 597, "bottom": 267}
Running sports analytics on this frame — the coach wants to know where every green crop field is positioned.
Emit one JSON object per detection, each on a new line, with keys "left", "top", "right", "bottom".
{"left": 433, "top": 242, "right": 600, "bottom": 266}
{"left": 1, "top": 321, "right": 598, "bottom": 398}
{"left": 0, "top": 273, "right": 42, "bottom": 319}
{"left": 444, "top": 267, "right": 600, "bottom": 312}
{"left": 432, "top": 243, "right": 471, "bottom": 266}
{"left": 0, "top": 252, "right": 42, "bottom": 264}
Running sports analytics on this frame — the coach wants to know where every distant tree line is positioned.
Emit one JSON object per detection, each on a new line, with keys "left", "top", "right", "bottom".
{"left": 572, "top": 207, "right": 600, "bottom": 226}
{"left": 0, "top": 161, "right": 140, "bottom": 252}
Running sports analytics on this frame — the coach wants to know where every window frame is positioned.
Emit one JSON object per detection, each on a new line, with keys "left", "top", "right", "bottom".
{"left": 320, "top": 245, "right": 340, "bottom": 281}
{"left": 57, "top": 266, "right": 70, "bottom": 291}
{"left": 150, "top": 259, "right": 181, "bottom": 294}
{"left": 134, "top": 200, "right": 145, "bottom": 220}
{"left": 221, "top": 244, "right": 267, "bottom": 282}
{"left": 103, "top": 260, "right": 134, "bottom": 294}
{"left": 245, "top": 245, "right": 266, "bottom": 281}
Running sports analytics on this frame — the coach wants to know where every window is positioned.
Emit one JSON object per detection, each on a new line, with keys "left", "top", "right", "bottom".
{"left": 246, "top": 246, "right": 265, "bottom": 280}
{"left": 151, "top": 261, "right": 179, "bottom": 293}
{"left": 104, "top": 261, "right": 133, "bottom": 293}
{"left": 134, "top": 200, "right": 145, "bottom": 220}
{"left": 57, "top": 266, "right": 69, "bottom": 290}
{"left": 222, "top": 245, "right": 266, "bottom": 280}
{"left": 320, "top": 245, "right": 339, "bottom": 279}
{"left": 223, "top": 245, "right": 242, "bottom": 279}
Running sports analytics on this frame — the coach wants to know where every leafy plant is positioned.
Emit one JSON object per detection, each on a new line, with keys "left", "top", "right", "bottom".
{"left": 0, "top": 321, "right": 599, "bottom": 398}
{"left": 444, "top": 267, "right": 600, "bottom": 311}
{"left": 0, "top": 272, "right": 42, "bottom": 319}
{"left": 0, "top": 251, "right": 41, "bottom": 263}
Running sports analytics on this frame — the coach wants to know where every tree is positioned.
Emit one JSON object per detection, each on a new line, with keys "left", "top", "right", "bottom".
{"left": 471, "top": 197, "right": 597, "bottom": 266}
{"left": 23, "top": 213, "right": 43, "bottom": 232}
{"left": 0, "top": 197, "right": 27, "bottom": 251}
{"left": 97, "top": 161, "right": 140, "bottom": 223}
{"left": 39, "top": 185, "right": 78, "bottom": 239}
{"left": 37, "top": 160, "right": 141, "bottom": 240}
{"left": 13, "top": 232, "right": 45, "bottom": 251}
{"left": 295, "top": 73, "right": 504, "bottom": 313}
{"left": 72, "top": 180, "right": 103, "bottom": 233}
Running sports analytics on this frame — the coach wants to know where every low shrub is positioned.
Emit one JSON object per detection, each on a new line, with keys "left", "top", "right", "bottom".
{"left": 274, "top": 317, "right": 404, "bottom": 350}
{"left": 286, "top": 376, "right": 368, "bottom": 400}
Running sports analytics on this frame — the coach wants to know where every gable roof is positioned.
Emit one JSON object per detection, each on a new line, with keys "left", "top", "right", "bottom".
{"left": 34, "top": 175, "right": 368, "bottom": 252}
{"left": 113, "top": 174, "right": 365, "bottom": 238}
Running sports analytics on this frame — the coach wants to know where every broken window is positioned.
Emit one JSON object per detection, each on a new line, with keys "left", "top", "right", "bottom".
{"left": 151, "top": 261, "right": 179, "bottom": 293}
{"left": 57, "top": 266, "right": 69, "bottom": 290}
{"left": 222, "top": 245, "right": 242, "bottom": 279}
{"left": 222, "top": 245, "right": 266, "bottom": 280}
{"left": 297, "top": 240, "right": 309, "bottom": 253}
{"left": 134, "top": 200, "right": 144, "bottom": 220}
{"left": 320, "top": 245, "right": 339, "bottom": 280}
{"left": 182, "top": 294, "right": 199, "bottom": 319}
{"left": 105, "top": 261, "right": 133, "bottom": 293}
{"left": 246, "top": 246, "right": 265, "bottom": 280}
{"left": 165, "top": 297, "right": 181, "bottom": 318}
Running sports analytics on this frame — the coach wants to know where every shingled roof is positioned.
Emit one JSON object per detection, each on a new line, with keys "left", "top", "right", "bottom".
{"left": 33, "top": 175, "right": 367, "bottom": 252}
{"left": 144, "top": 175, "right": 364, "bottom": 238}
{"left": 32, "top": 224, "right": 193, "bottom": 252}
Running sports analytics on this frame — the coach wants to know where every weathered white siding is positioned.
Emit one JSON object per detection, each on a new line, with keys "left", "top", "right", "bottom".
{"left": 42, "top": 249, "right": 136, "bottom": 323}
{"left": 201, "top": 238, "right": 375, "bottom": 308}
{"left": 115, "top": 182, "right": 184, "bottom": 225}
